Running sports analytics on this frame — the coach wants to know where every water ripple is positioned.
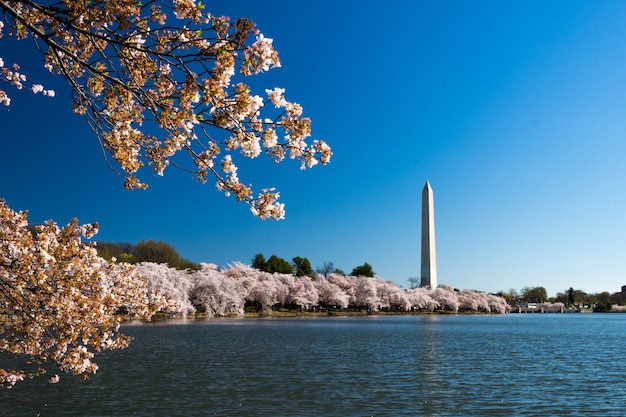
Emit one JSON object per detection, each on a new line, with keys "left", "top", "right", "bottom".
{"left": 2, "top": 314, "right": 626, "bottom": 416}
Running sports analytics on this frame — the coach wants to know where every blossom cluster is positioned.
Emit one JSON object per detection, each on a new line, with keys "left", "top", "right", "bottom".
{"left": 0, "top": 21, "right": 54, "bottom": 105}
{"left": 135, "top": 262, "right": 512, "bottom": 318}
{"left": 0, "top": 0, "right": 331, "bottom": 219}
{"left": 0, "top": 200, "right": 168, "bottom": 388}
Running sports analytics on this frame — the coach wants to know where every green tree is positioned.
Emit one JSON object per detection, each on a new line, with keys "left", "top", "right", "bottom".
{"left": 554, "top": 291, "right": 569, "bottom": 305}
{"left": 520, "top": 286, "right": 548, "bottom": 304}
{"left": 351, "top": 263, "right": 374, "bottom": 277}
{"left": 132, "top": 240, "right": 199, "bottom": 270}
{"left": 96, "top": 242, "right": 134, "bottom": 260}
{"left": 562, "top": 287, "right": 592, "bottom": 306}
{"left": 596, "top": 291, "right": 611, "bottom": 303}
{"left": 594, "top": 302, "right": 612, "bottom": 312}
{"left": 117, "top": 252, "right": 138, "bottom": 264}
{"left": 264, "top": 255, "right": 293, "bottom": 274}
{"left": 252, "top": 253, "right": 267, "bottom": 270}
{"left": 292, "top": 256, "right": 313, "bottom": 277}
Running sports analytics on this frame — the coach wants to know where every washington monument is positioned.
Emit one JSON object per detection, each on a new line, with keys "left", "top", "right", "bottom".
{"left": 420, "top": 181, "right": 437, "bottom": 289}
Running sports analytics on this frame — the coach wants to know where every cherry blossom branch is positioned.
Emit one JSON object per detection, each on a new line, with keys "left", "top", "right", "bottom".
{"left": 1, "top": 0, "right": 332, "bottom": 219}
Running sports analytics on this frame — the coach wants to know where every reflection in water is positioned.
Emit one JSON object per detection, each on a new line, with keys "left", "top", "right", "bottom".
{"left": 414, "top": 317, "right": 448, "bottom": 412}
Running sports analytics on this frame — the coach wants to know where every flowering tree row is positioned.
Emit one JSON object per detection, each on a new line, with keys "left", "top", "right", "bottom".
{"left": 535, "top": 302, "right": 566, "bottom": 310}
{"left": 137, "top": 262, "right": 512, "bottom": 317}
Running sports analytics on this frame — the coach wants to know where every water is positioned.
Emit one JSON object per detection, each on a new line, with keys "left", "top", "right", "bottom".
{"left": 2, "top": 314, "right": 626, "bottom": 416}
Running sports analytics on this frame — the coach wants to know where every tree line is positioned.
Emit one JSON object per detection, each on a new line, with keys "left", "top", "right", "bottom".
{"left": 96, "top": 243, "right": 376, "bottom": 280}
{"left": 495, "top": 286, "right": 626, "bottom": 311}
{"left": 251, "top": 253, "right": 375, "bottom": 278}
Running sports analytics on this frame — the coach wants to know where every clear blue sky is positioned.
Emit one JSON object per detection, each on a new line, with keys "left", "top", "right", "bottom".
{"left": 2, "top": 0, "right": 626, "bottom": 297}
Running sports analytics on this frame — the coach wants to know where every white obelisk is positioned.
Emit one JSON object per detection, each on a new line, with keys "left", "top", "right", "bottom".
{"left": 420, "top": 181, "right": 437, "bottom": 289}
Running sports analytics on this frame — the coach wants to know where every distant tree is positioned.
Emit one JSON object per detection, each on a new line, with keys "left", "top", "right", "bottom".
{"left": 593, "top": 301, "right": 612, "bottom": 312}
{"left": 509, "top": 288, "right": 520, "bottom": 304}
{"left": 594, "top": 291, "right": 610, "bottom": 304}
{"left": 351, "top": 263, "right": 374, "bottom": 278}
{"left": 334, "top": 268, "right": 346, "bottom": 276}
{"left": 554, "top": 291, "right": 569, "bottom": 305}
{"left": 560, "top": 287, "right": 592, "bottom": 306}
{"left": 133, "top": 240, "right": 178, "bottom": 264}
{"left": 133, "top": 240, "right": 199, "bottom": 270}
{"left": 177, "top": 258, "right": 202, "bottom": 271}
{"left": 96, "top": 242, "right": 134, "bottom": 260}
{"left": 520, "top": 286, "right": 548, "bottom": 304}
{"left": 495, "top": 290, "right": 515, "bottom": 306}
{"left": 609, "top": 292, "right": 624, "bottom": 305}
{"left": 264, "top": 255, "right": 293, "bottom": 274}
{"left": 251, "top": 253, "right": 267, "bottom": 270}
{"left": 117, "top": 252, "right": 138, "bottom": 264}
{"left": 408, "top": 276, "right": 420, "bottom": 289}
{"left": 292, "top": 256, "right": 313, "bottom": 277}
{"left": 96, "top": 240, "right": 199, "bottom": 270}
{"left": 316, "top": 261, "right": 336, "bottom": 278}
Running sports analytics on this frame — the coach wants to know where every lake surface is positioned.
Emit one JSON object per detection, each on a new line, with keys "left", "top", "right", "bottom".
{"left": 2, "top": 314, "right": 626, "bottom": 416}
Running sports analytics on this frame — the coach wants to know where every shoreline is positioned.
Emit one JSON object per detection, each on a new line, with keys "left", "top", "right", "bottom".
{"left": 143, "top": 309, "right": 491, "bottom": 321}
{"left": 140, "top": 307, "right": 626, "bottom": 321}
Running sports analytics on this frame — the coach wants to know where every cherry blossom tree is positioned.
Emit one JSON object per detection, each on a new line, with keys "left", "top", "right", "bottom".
{"left": 0, "top": 0, "right": 331, "bottom": 219}
{"left": 136, "top": 262, "right": 195, "bottom": 315}
{"left": 487, "top": 293, "right": 511, "bottom": 314}
{"left": 328, "top": 272, "right": 356, "bottom": 306}
{"left": 352, "top": 277, "right": 378, "bottom": 311}
{"left": 313, "top": 277, "right": 349, "bottom": 309}
{"left": 373, "top": 278, "right": 395, "bottom": 311}
{"left": 189, "top": 264, "right": 246, "bottom": 317}
{"left": 388, "top": 286, "right": 412, "bottom": 311}
{"left": 0, "top": 201, "right": 166, "bottom": 387}
{"left": 247, "top": 272, "right": 284, "bottom": 314}
{"left": 285, "top": 275, "right": 319, "bottom": 310}
{"left": 406, "top": 287, "right": 438, "bottom": 311}
{"left": 457, "top": 289, "right": 512, "bottom": 314}
{"left": 457, "top": 289, "right": 480, "bottom": 312}
{"left": 432, "top": 285, "right": 459, "bottom": 313}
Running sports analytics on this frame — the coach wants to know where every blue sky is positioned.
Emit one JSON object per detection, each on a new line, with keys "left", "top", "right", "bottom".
{"left": 2, "top": 0, "right": 626, "bottom": 297}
